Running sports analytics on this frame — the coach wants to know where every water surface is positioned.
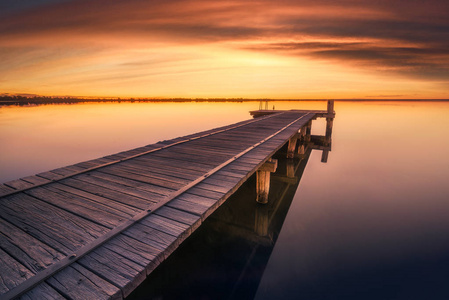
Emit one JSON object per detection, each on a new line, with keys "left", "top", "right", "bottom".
{"left": 1, "top": 100, "right": 448, "bottom": 299}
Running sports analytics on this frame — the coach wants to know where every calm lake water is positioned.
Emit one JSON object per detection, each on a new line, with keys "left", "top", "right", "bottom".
{"left": 1, "top": 100, "right": 449, "bottom": 299}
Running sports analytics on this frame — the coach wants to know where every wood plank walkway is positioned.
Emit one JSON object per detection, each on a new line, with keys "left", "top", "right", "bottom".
{"left": 0, "top": 109, "right": 329, "bottom": 299}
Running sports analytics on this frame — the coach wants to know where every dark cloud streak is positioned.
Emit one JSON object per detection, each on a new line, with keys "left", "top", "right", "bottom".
{"left": 1, "top": 0, "right": 448, "bottom": 82}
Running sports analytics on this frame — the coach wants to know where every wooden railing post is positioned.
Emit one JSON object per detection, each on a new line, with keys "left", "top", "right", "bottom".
{"left": 256, "top": 158, "right": 277, "bottom": 204}
{"left": 327, "top": 100, "right": 334, "bottom": 117}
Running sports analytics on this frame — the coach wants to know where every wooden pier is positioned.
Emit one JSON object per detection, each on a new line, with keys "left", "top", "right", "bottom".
{"left": 0, "top": 102, "right": 334, "bottom": 299}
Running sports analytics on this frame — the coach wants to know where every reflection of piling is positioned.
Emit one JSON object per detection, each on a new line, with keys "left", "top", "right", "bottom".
{"left": 325, "top": 100, "right": 334, "bottom": 146}
{"left": 255, "top": 204, "right": 269, "bottom": 236}
{"left": 304, "top": 121, "right": 312, "bottom": 142}
{"left": 286, "top": 159, "right": 295, "bottom": 178}
{"left": 322, "top": 100, "right": 335, "bottom": 162}
{"left": 325, "top": 118, "right": 333, "bottom": 145}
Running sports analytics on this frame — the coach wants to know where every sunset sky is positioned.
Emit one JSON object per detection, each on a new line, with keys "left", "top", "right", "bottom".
{"left": 1, "top": 0, "right": 448, "bottom": 99}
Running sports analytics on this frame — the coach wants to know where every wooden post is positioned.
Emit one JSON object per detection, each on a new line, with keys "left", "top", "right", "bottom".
{"left": 256, "top": 158, "right": 277, "bottom": 204}
{"left": 287, "top": 134, "right": 299, "bottom": 158}
{"left": 327, "top": 100, "right": 334, "bottom": 117}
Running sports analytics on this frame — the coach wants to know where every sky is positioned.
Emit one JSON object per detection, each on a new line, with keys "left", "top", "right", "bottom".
{"left": 1, "top": 0, "right": 448, "bottom": 99}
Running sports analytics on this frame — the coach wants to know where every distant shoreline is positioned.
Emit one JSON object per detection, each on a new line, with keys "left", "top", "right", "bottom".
{"left": 0, "top": 96, "right": 448, "bottom": 106}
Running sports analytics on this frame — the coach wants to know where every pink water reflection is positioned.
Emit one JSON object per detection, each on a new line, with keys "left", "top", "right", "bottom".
{"left": 256, "top": 100, "right": 449, "bottom": 300}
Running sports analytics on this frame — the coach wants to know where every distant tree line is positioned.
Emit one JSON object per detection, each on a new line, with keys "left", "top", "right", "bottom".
{"left": 0, "top": 95, "right": 253, "bottom": 106}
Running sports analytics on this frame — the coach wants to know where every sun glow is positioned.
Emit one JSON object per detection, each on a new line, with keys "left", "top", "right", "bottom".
{"left": 1, "top": 0, "right": 448, "bottom": 99}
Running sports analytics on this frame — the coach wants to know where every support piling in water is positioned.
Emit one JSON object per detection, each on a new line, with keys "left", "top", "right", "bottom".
{"left": 256, "top": 158, "right": 277, "bottom": 204}
{"left": 287, "top": 133, "right": 299, "bottom": 158}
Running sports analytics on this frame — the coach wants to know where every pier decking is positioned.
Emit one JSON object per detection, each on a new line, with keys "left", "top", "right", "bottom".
{"left": 0, "top": 106, "right": 334, "bottom": 299}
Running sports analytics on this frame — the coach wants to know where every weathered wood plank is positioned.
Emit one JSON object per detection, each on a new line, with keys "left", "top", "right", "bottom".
{"left": 36, "top": 171, "right": 64, "bottom": 181}
{"left": 86, "top": 157, "right": 116, "bottom": 166}
{"left": 60, "top": 178, "right": 155, "bottom": 210}
{"left": 195, "top": 182, "right": 229, "bottom": 194}
{"left": 0, "top": 184, "right": 15, "bottom": 196}
{"left": 203, "top": 174, "right": 240, "bottom": 185}
{"left": 25, "top": 187, "right": 129, "bottom": 229}
{"left": 47, "top": 263, "right": 122, "bottom": 300}
{"left": 72, "top": 161, "right": 97, "bottom": 169}
{"left": 21, "top": 175, "right": 52, "bottom": 185}
{"left": 94, "top": 166, "right": 184, "bottom": 191}
{"left": 155, "top": 207, "right": 200, "bottom": 229}
{"left": 166, "top": 146, "right": 233, "bottom": 160}
{"left": 135, "top": 156, "right": 213, "bottom": 173}
{"left": 20, "top": 282, "right": 65, "bottom": 300}
{"left": 0, "top": 248, "right": 33, "bottom": 294}
{"left": 110, "top": 161, "right": 197, "bottom": 183}
{"left": 86, "top": 169, "right": 177, "bottom": 197}
{"left": 74, "top": 173, "right": 170, "bottom": 202}
{"left": 79, "top": 247, "right": 146, "bottom": 297}
{"left": 167, "top": 199, "right": 211, "bottom": 217}
{"left": 48, "top": 182, "right": 140, "bottom": 217}
{"left": 140, "top": 214, "right": 190, "bottom": 237}
{"left": 3, "top": 179, "right": 34, "bottom": 190}
{"left": 120, "top": 159, "right": 205, "bottom": 179}
{"left": 123, "top": 223, "right": 176, "bottom": 252}
{"left": 0, "top": 218, "right": 63, "bottom": 274}
{"left": 176, "top": 193, "right": 217, "bottom": 207}
{"left": 148, "top": 151, "right": 224, "bottom": 167}
{"left": 104, "top": 235, "right": 164, "bottom": 274}
{"left": 187, "top": 186, "right": 225, "bottom": 200}
{"left": 50, "top": 165, "right": 85, "bottom": 176}
{"left": 0, "top": 193, "right": 109, "bottom": 254}
{"left": 172, "top": 144, "right": 237, "bottom": 156}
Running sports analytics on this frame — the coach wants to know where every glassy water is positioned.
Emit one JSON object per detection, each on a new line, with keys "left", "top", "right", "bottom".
{"left": 1, "top": 101, "right": 449, "bottom": 299}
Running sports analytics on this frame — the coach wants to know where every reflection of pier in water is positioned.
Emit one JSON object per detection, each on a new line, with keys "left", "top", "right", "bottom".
{"left": 128, "top": 118, "right": 333, "bottom": 299}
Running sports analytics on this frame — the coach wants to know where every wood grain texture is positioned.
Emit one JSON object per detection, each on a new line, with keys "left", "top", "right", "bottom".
{"left": 0, "top": 193, "right": 109, "bottom": 254}
{"left": 25, "top": 187, "right": 129, "bottom": 228}
{"left": 48, "top": 182, "right": 140, "bottom": 217}
{"left": 3, "top": 179, "right": 34, "bottom": 190}
{"left": 20, "top": 282, "right": 65, "bottom": 300}
{"left": 60, "top": 178, "right": 155, "bottom": 209}
{"left": 0, "top": 248, "right": 33, "bottom": 294}
{"left": 47, "top": 263, "right": 122, "bottom": 300}
{"left": 0, "top": 184, "right": 15, "bottom": 197}
{"left": 78, "top": 247, "right": 146, "bottom": 297}
{"left": 0, "top": 218, "right": 63, "bottom": 274}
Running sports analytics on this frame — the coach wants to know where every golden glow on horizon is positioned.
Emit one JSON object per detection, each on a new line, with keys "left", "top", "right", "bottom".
{"left": 1, "top": 0, "right": 448, "bottom": 99}
{"left": 2, "top": 45, "right": 445, "bottom": 99}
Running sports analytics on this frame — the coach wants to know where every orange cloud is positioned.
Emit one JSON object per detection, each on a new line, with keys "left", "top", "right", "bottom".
{"left": 0, "top": 0, "right": 448, "bottom": 98}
